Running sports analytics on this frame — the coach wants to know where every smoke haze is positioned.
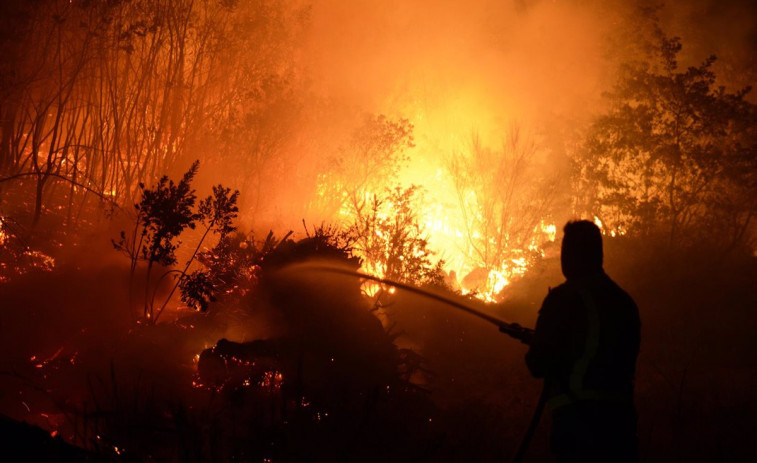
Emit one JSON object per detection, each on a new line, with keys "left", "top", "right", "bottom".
{"left": 242, "top": 0, "right": 757, "bottom": 233}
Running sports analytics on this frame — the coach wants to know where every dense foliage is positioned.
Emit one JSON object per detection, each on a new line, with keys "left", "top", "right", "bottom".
{"left": 577, "top": 35, "right": 757, "bottom": 252}
{"left": 113, "top": 162, "right": 239, "bottom": 320}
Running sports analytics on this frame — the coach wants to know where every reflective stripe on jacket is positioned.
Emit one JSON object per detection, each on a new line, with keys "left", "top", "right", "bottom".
{"left": 526, "top": 272, "right": 640, "bottom": 411}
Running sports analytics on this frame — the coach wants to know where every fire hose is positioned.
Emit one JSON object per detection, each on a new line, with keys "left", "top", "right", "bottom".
{"left": 283, "top": 262, "right": 545, "bottom": 463}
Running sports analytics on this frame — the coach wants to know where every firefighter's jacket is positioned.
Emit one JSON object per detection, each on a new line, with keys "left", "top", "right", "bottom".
{"left": 526, "top": 271, "right": 640, "bottom": 410}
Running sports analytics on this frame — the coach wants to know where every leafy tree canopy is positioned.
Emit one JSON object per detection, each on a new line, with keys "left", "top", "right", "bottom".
{"left": 577, "top": 35, "right": 757, "bottom": 252}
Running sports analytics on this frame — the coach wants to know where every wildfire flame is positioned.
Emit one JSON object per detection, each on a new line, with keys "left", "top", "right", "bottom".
{"left": 0, "top": 217, "right": 7, "bottom": 246}
{"left": 337, "top": 185, "right": 557, "bottom": 302}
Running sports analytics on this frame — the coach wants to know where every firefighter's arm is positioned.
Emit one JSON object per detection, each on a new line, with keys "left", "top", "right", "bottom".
{"left": 524, "top": 290, "right": 570, "bottom": 378}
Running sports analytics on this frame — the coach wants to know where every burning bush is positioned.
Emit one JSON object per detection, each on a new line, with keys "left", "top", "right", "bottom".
{"left": 344, "top": 186, "right": 447, "bottom": 290}
{"left": 0, "top": 215, "right": 55, "bottom": 283}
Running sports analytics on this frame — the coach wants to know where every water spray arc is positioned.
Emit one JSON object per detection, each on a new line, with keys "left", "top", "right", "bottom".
{"left": 283, "top": 262, "right": 544, "bottom": 462}
{"left": 283, "top": 262, "right": 534, "bottom": 343}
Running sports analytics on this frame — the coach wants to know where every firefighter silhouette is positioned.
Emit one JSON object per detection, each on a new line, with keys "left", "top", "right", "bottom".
{"left": 526, "top": 220, "right": 640, "bottom": 463}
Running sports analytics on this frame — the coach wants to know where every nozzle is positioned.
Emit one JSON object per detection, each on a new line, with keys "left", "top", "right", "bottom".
{"left": 499, "top": 322, "right": 534, "bottom": 345}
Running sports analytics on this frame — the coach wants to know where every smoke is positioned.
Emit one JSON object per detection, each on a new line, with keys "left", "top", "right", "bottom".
{"left": 660, "top": 0, "right": 757, "bottom": 91}
{"left": 301, "top": 0, "right": 610, "bottom": 152}
{"left": 221, "top": 0, "right": 757, "bottom": 284}
{"left": 244, "top": 0, "right": 618, "bottom": 247}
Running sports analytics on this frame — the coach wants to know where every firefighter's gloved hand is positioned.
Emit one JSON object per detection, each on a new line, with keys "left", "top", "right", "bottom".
{"left": 499, "top": 323, "right": 534, "bottom": 345}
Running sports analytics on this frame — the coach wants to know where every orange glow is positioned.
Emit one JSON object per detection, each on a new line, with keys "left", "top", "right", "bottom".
{"left": 335, "top": 178, "right": 558, "bottom": 300}
{"left": 593, "top": 215, "right": 627, "bottom": 238}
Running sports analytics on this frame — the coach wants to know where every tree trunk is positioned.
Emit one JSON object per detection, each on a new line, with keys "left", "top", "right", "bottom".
{"left": 32, "top": 175, "right": 47, "bottom": 228}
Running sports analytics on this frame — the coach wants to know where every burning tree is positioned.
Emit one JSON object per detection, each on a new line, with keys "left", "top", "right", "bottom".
{"left": 316, "top": 114, "right": 414, "bottom": 218}
{"left": 345, "top": 186, "right": 446, "bottom": 288}
{"left": 577, "top": 34, "right": 757, "bottom": 252}
{"left": 447, "top": 126, "right": 561, "bottom": 296}
{"left": 207, "top": 1, "right": 307, "bottom": 219}
{"left": 0, "top": 0, "right": 305, "bottom": 228}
